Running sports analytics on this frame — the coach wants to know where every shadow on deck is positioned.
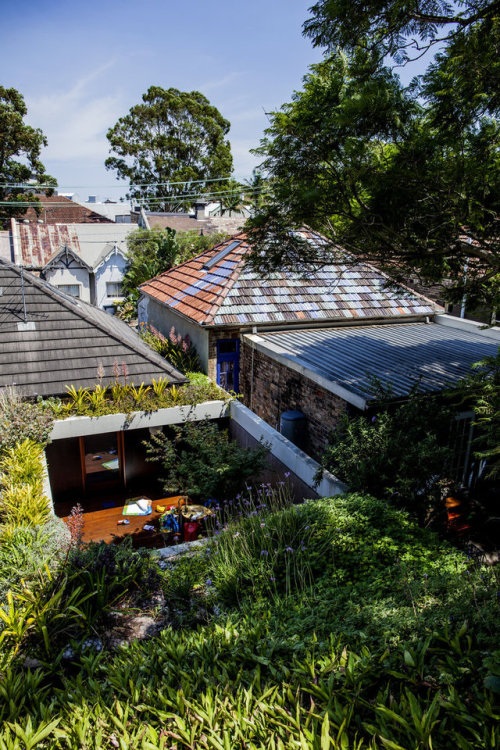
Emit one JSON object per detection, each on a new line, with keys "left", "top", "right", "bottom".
{"left": 56, "top": 484, "right": 186, "bottom": 549}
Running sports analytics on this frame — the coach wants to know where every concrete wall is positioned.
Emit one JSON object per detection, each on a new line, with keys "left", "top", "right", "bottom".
{"left": 239, "top": 341, "right": 349, "bottom": 460}
{"left": 140, "top": 296, "right": 210, "bottom": 372}
{"left": 49, "top": 400, "right": 229, "bottom": 441}
{"left": 229, "top": 400, "right": 346, "bottom": 499}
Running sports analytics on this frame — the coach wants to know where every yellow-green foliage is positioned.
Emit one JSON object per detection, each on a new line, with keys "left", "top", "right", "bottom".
{"left": 0, "top": 440, "right": 50, "bottom": 528}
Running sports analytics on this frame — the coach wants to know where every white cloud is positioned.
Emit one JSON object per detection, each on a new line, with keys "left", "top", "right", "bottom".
{"left": 25, "top": 62, "right": 123, "bottom": 163}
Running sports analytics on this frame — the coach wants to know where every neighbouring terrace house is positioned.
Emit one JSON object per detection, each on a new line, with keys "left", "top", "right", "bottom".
{"left": 8, "top": 219, "right": 136, "bottom": 312}
{"left": 137, "top": 229, "right": 440, "bottom": 389}
{"left": 138, "top": 230, "right": 500, "bottom": 477}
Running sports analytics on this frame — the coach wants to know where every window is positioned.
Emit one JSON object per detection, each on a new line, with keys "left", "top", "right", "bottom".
{"left": 57, "top": 284, "right": 80, "bottom": 297}
{"left": 216, "top": 339, "right": 240, "bottom": 392}
{"left": 106, "top": 281, "right": 123, "bottom": 297}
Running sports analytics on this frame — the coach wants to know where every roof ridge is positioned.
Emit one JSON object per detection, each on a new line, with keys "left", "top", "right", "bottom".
{"left": 0, "top": 258, "right": 183, "bottom": 382}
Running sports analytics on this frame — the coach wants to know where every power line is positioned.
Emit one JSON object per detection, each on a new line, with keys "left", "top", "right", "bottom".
{"left": 0, "top": 185, "right": 264, "bottom": 208}
{"left": 0, "top": 175, "right": 248, "bottom": 190}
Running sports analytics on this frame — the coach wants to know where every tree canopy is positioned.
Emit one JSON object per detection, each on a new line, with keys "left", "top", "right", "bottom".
{"left": 105, "top": 87, "right": 233, "bottom": 212}
{"left": 0, "top": 87, "right": 55, "bottom": 229}
{"left": 248, "top": 1, "right": 500, "bottom": 312}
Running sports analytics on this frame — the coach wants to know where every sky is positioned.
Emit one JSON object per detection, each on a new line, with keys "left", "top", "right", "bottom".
{"left": 1, "top": 0, "right": 324, "bottom": 201}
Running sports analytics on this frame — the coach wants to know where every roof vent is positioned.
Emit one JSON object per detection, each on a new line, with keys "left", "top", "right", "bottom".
{"left": 17, "top": 321, "right": 36, "bottom": 331}
{"left": 203, "top": 240, "right": 242, "bottom": 270}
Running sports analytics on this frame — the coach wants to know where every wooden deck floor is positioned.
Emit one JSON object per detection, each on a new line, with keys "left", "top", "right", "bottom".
{"left": 58, "top": 493, "right": 187, "bottom": 548}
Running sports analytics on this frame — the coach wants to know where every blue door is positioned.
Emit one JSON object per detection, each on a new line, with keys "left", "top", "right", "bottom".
{"left": 216, "top": 339, "right": 240, "bottom": 392}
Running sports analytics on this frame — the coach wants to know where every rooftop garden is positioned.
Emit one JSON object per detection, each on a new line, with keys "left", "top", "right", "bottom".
{"left": 41, "top": 372, "right": 230, "bottom": 420}
{"left": 0, "top": 482, "right": 498, "bottom": 747}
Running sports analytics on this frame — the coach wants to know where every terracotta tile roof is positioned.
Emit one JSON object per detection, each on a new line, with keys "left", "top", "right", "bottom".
{"left": 17, "top": 194, "right": 113, "bottom": 224}
{"left": 140, "top": 230, "right": 439, "bottom": 327}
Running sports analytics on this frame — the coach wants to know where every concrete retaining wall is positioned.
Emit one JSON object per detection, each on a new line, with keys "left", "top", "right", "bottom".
{"left": 229, "top": 400, "right": 346, "bottom": 498}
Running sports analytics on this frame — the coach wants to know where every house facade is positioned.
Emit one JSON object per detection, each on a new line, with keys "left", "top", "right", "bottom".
{"left": 9, "top": 220, "right": 135, "bottom": 312}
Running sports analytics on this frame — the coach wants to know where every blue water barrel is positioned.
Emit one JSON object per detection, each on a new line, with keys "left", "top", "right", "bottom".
{"left": 280, "top": 410, "right": 307, "bottom": 449}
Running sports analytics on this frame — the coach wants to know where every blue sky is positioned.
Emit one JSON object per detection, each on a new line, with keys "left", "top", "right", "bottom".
{"left": 1, "top": 0, "right": 324, "bottom": 200}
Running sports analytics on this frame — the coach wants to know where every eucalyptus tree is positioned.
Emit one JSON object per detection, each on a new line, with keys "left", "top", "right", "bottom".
{"left": 106, "top": 87, "right": 233, "bottom": 212}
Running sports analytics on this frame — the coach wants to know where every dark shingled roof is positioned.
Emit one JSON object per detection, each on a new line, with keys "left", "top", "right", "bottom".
{"left": 0, "top": 259, "right": 186, "bottom": 397}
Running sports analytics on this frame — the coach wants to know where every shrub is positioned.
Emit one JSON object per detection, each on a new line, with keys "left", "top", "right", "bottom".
{"left": 145, "top": 420, "right": 269, "bottom": 502}
{"left": 318, "top": 391, "right": 453, "bottom": 520}
{"left": 0, "top": 439, "right": 51, "bottom": 527}
{"left": 140, "top": 323, "right": 201, "bottom": 374}
{"left": 0, "top": 387, "right": 53, "bottom": 453}
{"left": 0, "top": 517, "right": 69, "bottom": 600}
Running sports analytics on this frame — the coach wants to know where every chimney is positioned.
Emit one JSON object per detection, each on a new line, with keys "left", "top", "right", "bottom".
{"left": 194, "top": 201, "right": 207, "bottom": 220}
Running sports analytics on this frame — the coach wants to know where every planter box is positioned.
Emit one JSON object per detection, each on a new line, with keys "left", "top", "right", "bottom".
{"left": 50, "top": 400, "right": 229, "bottom": 441}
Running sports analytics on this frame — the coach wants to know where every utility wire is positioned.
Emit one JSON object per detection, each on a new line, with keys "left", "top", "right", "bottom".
{"left": 0, "top": 186, "right": 264, "bottom": 208}
{"left": 0, "top": 175, "right": 247, "bottom": 190}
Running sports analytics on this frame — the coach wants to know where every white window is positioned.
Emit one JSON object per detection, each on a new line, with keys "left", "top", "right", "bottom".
{"left": 57, "top": 284, "right": 80, "bottom": 297}
{"left": 106, "top": 281, "right": 123, "bottom": 297}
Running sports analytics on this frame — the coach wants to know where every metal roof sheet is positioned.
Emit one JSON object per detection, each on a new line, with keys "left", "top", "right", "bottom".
{"left": 140, "top": 230, "right": 438, "bottom": 326}
{"left": 255, "top": 323, "right": 499, "bottom": 405}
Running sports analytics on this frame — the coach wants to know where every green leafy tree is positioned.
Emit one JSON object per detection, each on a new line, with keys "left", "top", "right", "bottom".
{"left": 122, "top": 227, "right": 179, "bottom": 309}
{"left": 175, "top": 230, "right": 228, "bottom": 264}
{"left": 106, "top": 86, "right": 233, "bottom": 211}
{"left": 0, "top": 87, "right": 55, "bottom": 229}
{"left": 318, "top": 390, "right": 453, "bottom": 520}
{"left": 145, "top": 421, "right": 268, "bottom": 502}
{"left": 219, "top": 178, "right": 244, "bottom": 216}
{"left": 248, "top": 2, "right": 500, "bottom": 311}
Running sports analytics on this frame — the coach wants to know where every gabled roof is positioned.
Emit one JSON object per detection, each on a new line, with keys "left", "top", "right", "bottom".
{"left": 16, "top": 194, "right": 113, "bottom": 224}
{"left": 140, "top": 230, "right": 438, "bottom": 327}
{"left": 11, "top": 220, "right": 134, "bottom": 269}
{"left": 44, "top": 245, "right": 93, "bottom": 273}
{"left": 0, "top": 259, "right": 186, "bottom": 397}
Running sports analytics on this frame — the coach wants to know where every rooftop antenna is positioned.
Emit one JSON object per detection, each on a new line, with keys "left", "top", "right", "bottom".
{"left": 20, "top": 265, "right": 27, "bottom": 323}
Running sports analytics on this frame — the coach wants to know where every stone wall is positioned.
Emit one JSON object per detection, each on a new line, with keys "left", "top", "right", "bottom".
{"left": 239, "top": 342, "right": 348, "bottom": 460}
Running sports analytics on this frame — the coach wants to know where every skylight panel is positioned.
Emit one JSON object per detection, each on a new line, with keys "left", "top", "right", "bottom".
{"left": 203, "top": 241, "right": 242, "bottom": 270}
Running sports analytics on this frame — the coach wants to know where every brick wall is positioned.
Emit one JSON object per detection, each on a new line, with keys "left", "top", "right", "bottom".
{"left": 207, "top": 328, "right": 241, "bottom": 381}
{"left": 239, "top": 342, "right": 348, "bottom": 460}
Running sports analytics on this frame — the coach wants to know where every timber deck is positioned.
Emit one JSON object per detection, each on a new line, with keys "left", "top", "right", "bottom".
{"left": 58, "top": 492, "right": 187, "bottom": 548}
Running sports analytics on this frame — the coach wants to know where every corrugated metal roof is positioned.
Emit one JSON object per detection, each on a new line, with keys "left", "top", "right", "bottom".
{"left": 255, "top": 323, "right": 499, "bottom": 405}
{"left": 12, "top": 221, "right": 135, "bottom": 269}
{"left": 140, "top": 230, "right": 438, "bottom": 326}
